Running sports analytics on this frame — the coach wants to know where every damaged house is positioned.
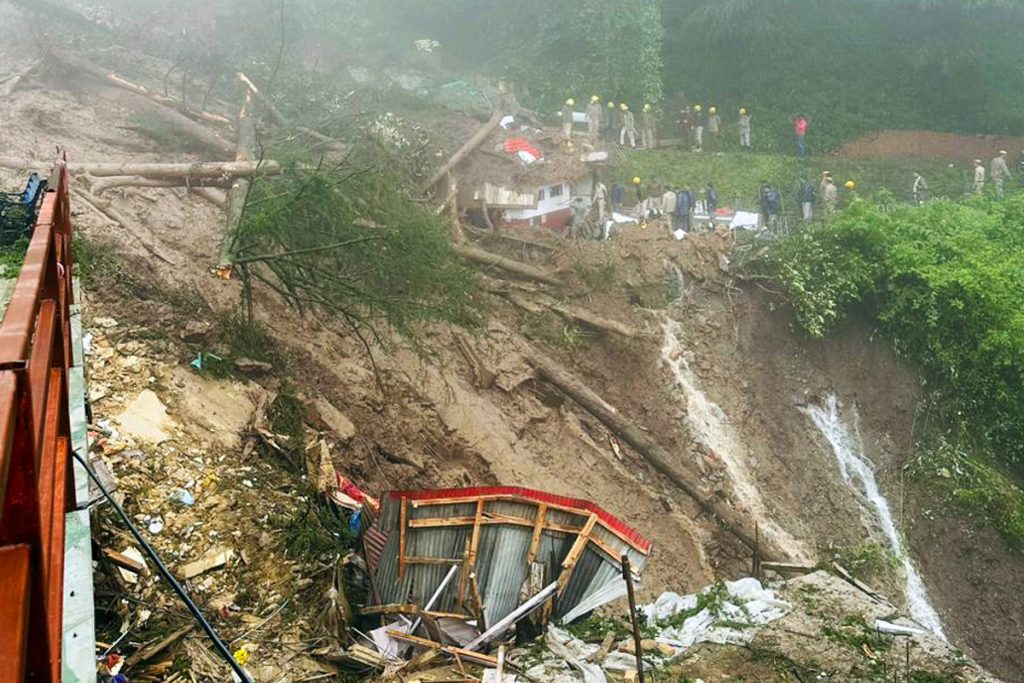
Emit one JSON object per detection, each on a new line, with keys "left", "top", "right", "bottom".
{"left": 359, "top": 487, "right": 650, "bottom": 661}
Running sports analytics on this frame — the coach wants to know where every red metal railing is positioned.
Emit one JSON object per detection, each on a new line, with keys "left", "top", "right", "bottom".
{"left": 0, "top": 157, "right": 76, "bottom": 682}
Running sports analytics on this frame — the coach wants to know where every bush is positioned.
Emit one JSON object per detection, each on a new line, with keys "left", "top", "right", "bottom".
{"left": 760, "top": 194, "right": 1024, "bottom": 475}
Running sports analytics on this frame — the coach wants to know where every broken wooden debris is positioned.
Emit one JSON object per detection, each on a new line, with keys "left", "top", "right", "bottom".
{"left": 176, "top": 547, "right": 235, "bottom": 580}
{"left": 387, "top": 632, "right": 499, "bottom": 667}
{"left": 102, "top": 547, "right": 147, "bottom": 575}
{"left": 422, "top": 110, "right": 504, "bottom": 193}
{"left": 128, "top": 624, "right": 196, "bottom": 668}
{"left": 218, "top": 87, "right": 257, "bottom": 268}
{"left": 237, "top": 72, "right": 348, "bottom": 154}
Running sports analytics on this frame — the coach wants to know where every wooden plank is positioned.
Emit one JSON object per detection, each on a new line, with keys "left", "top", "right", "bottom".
{"left": 386, "top": 631, "right": 499, "bottom": 667}
{"left": 0, "top": 545, "right": 31, "bottom": 678}
{"left": 761, "top": 562, "right": 816, "bottom": 575}
{"left": 405, "top": 556, "right": 465, "bottom": 566}
{"left": 359, "top": 604, "right": 468, "bottom": 620}
{"left": 101, "top": 547, "right": 146, "bottom": 574}
{"left": 409, "top": 494, "right": 651, "bottom": 555}
{"left": 458, "top": 499, "right": 485, "bottom": 603}
{"left": 527, "top": 503, "right": 547, "bottom": 564}
{"left": 556, "top": 514, "right": 599, "bottom": 596}
{"left": 399, "top": 496, "right": 408, "bottom": 580}
{"left": 407, "top": 513, "right": 584, "bottom": 536}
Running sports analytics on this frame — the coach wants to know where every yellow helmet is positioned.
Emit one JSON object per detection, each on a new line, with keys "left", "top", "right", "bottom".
{"left": 632, "top": 177, "right": 642, "bottom": 185}
{"left": 845, "top": 180, "right": 856, "bottom": 190}
{"left": 591, "top": 95, "right": 600, "bottom": 103}
{"left": 709, "top": 106, "right": 717, "bottom": 114}
{"left": 694, "top": 104, "right": 702, "bottom": 112}
{"left": 607, "top": 101, "right": 615, "bottom": 108}
{"left": 739, "top": 108, "right": 748, "bottom": 115}
{"left": 566, "top": 98, "right": 575, "bottom": 106}
{"left": 643, "top": 103, "right": 652, "bottom": 112}
{"left": 620, "top": 103, "right": 629, "bottom": 111}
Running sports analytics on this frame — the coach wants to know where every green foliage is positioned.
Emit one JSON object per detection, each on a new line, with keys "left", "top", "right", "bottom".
{"left": 566, "top": 614, "right": 636, "bottom": 642}
{"left": 0, "top": 237, "right": 29, "bottom": 278}
{"left": 825, "top": 542, "right": 900, "bottom": 584}
{"left": 910, "top": 438, "right": 1024, "bottom": 552}
{"left": 761, "top": 194, "right": 1024, "bottom": 473}
{"left": 219, "top": 313, "right": 281, "bottom": 367}
{"left": 572, "top": 256, "right": 619, "bottom": 293}
{"left": 822, "top": 614, "right": 893, "bottom": 654}
{"left": 235, "top": 148, "right": 479, "bottom": 346}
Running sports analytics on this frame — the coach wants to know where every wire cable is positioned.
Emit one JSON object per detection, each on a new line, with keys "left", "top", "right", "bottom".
{"left": 71, "top": 449, "right": 254, "bottom": 683}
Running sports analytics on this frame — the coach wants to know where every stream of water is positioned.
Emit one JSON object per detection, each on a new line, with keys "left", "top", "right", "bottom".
{"left": 660, "top": 319, "right": 808, "bottom": 562}
{"left": 802, "top": 394, "right": 947, "bottom": 640}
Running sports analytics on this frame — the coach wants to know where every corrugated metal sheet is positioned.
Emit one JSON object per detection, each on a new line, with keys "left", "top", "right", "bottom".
{"left": 365, "top": 488, "right": 651, "bottom": 628}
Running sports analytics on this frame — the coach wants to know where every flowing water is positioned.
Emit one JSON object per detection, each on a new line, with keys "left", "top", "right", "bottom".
{"left": 802, "top": 395, "right": 947, "bottom": 640}
{"left": 660, "top": 319, "right": 808, "bottom": 562}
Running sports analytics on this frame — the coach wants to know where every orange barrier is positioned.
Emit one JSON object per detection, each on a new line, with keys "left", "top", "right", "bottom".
{"left": 0, "top": 156, "right": 76, "bottom": 682}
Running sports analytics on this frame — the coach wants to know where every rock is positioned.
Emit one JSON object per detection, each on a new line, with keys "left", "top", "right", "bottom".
{"left": 618, "top": 639, "right": 675, "bottom": 658}
{"left": 180, "top": 320, "right": 215, "bottom": 343}
{"left": 309, "top": 396, "right": 357, "bottom": 442}
{"left": 93, "top": 316, "right": 118, "bottom": 329}
{"left": 234, "top": 358, "right": 273, "bottom": 376}
{"left": 115, "top": 390, "right": 175, "bottom": 444}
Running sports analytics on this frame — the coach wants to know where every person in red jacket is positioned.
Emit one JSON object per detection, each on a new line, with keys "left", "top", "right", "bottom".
{"left": 793, "top": 115, "right": 809, "bottom": 156}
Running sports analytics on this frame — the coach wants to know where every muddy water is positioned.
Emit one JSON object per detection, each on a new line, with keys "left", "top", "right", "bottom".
{"left": 661, "top": 319, "right": 809, "bottom": 562}
{"left": 803, "top": 395, "right": 947, "bottom": 640}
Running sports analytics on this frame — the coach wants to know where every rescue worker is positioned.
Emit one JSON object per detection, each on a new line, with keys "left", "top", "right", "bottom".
{"left": 593, "top": 177, "right": 608, "bottom": 222}
{"left": 739, "top": 108, "right": 751, "bottom": 149}
{"left": 705, "top": 183, "right": 719, "bottom": 229}
{"left": 973, "top": 159, "right": 986, "bottom": 195}
{"left": 823, "top": 176, "right": 838, "bottom": 215}
{"left": 991, "top": 150, "right": 1011, "bottom": 197}
{"left": 586, "top": 96, "right": 603, "bottom": 146}
{"left": 675, "top": 186, "right": 694, "bottom": 233}
{"left": 662, "top": 186, "right": 678, "bottom": 230}
{"left": 611, "top": 182, "right": 625, "bottom": 213}
{"left": 562, "top": 98, "right": 575, "bottom": 144}
{"left": 693, "top": 104, "right": 705, "bottom": 151}
{"left": 798, "top": 177, "right": 815, "bottom": 221}
{"left": 794, "top": 114, "right": 809, "bottom": 156}
{"left": 632, "top": 176, "right": 645, "bottom": 217}
{"left": 648, "top": 177, "right": 663, "bottom": 215}
{"left": 912, "top": 172, "right": 928, "bottom": 205}
{"left": 707, "top": 106, "right": 721, "bottom": 146}
{"left": 569, "top": 196, "right": 589, "bottom": 238}
{"left": 678, "top": 107, "right": 694, "bottom": 151}
{"left": 641, "top": 104, "right": 657, "bottom": 149}
{"left": 819, "top": 171, "right": 832, "bottom": 201}
{"left": 620, "top": 103, "right": 637, "bottom": 148}
{"left": 604, "top": 101, "right": 619, "bottom": 141}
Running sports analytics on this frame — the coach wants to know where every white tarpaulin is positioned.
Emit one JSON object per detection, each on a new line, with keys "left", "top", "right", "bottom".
{"left": 730, "top": 211, "right": 760, "bottom": 229}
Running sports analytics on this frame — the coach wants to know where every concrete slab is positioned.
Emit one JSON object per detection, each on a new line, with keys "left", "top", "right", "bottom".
{"left": 61, "top": 509, "right": 96, "bottom": 683}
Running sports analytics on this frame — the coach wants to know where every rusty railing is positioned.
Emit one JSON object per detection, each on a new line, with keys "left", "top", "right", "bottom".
{"left": 0, "top": 156, "right": 76, "bottom": 681}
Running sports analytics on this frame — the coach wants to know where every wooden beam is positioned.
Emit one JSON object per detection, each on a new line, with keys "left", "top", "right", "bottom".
{"left": 556, "top": 514, "right": 599, "bottom": 596}
{"left": 386, "top": 631, "right": 499, "bottom": 667}
{"left": 405, "top": 556, "right": 465, "bottom": 566}
{"left": 527, "top": 503, "right": 547, "bottom": 565}
{"left": 399, "top": 496, "right": 408, "bottom": 580}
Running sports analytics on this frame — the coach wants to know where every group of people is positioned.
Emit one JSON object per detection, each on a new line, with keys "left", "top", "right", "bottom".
{"left": 562, "top": 97, "right": 814, "bottom": 156}
{"left": 971, "top": 151, "right": 1017, "bottom": 197}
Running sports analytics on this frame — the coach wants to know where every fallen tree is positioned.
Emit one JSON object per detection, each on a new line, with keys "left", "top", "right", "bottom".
{"left": 0, "top": 157, "right": 280, "bottom": 179}
{"left": 43, "top": 47, "right": 232, "bottom": 130}
{"left": 524, "top": 347, "right": 785, "bottom": 561}
{"left": 421, "top": 110, "right": 503, "bottom": 193}
{"left": 237, "top": 72, "right": 347, "bottom": 154}
{"left": 73, "top": 188, "right": 176, "bottom": 264}
{"left": 218, "top": 91, "right": 257, "bottom": 268}
{"left": 90, "top": 176, "right": 228, "bottom": 206}
{"left": 454, "top": 244, "right": 563, "bottom": 287}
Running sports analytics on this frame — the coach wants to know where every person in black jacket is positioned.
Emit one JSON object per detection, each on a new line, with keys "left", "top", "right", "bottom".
{"left": 675, "top": 187, "right": 694, "bottom": 233}
{"left": 798, "top": 178, "right": 815, "bottom": 221}
{"left": 705, "top": 183, "right": 719, "bottom": 230}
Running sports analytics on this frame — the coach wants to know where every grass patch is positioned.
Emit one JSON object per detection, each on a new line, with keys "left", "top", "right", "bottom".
{"left": 522, "top": 312, "right": 594, "bottom": 356}
{"left": 219, "top": 313, "right": 282, "bottom": 367}
{"left": 572, "top": 257, "right": 618, "bottom": 294}
{"left": 0, "top": 236, "right": 29, "bottom": 278}
{"left": 619, "top": 150, "right": 971, "bottom": 217}
{"left": 824, "top": 541, "right": 900, "bottom": 586}
{"left": 822, "top": 614, "right": 893, "bottom": 655}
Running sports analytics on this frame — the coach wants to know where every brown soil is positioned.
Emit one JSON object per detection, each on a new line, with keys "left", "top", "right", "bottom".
{"left": 841, "top": 129, "right": 1024, "bottom": 165}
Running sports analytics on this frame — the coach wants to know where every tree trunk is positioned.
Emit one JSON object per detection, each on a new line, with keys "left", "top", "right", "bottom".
{"left": 90, "top": 176, "right": 230, "bottom": 194}
{"left": 237, "top": 72, "right": 347, "bottom": 154}
{"left": 454, "top": 244, "right": 563, "bottom": 287}
{"left": 524, "top": 347, "right": 784, "bottom": 561}
{"left": 44, "top": 47, "right": 232, "bottom": 129}
{"left": 421, "top": 110, "right": 503, "bottom": 193}
{"left": 218, "top": 91, "right": 257, "bottom": 268}
{"left": 72, "top": 189, "right": 176, "bottom": 264}
{"left": 0, "top": 158, "right": 281, "bottom": 179}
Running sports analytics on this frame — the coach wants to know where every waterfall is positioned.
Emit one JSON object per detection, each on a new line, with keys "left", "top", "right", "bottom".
{"left": 802, "top": 395, "right": 947, "bottom": 641}
{"left": 661, "top": 320, "right": 808, "bottom": 562}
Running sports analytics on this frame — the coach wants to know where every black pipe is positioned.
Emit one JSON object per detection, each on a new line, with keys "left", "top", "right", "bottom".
{"left": 71, "top": 450, "right": 253, "bottom": 683}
